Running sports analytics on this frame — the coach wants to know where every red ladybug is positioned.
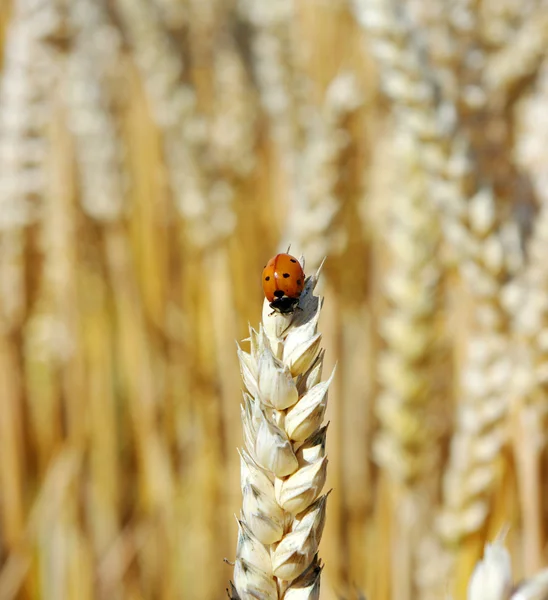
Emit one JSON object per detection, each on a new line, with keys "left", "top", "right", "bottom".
{"left": 262, "top": 253, "right": 305, "bottom": 314}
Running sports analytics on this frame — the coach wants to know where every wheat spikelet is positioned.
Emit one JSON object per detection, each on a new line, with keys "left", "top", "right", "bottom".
{"left": 468, "top": 536, "right": 548, "bottom": 600}
{"left": 481, "top": 0, "right": 538, "bottom": 49}
{"left": 231, "top": 260, "right": 332, "bottom": 600}
{"left": 485, "top": 7, "right": 548, "bottom": 102}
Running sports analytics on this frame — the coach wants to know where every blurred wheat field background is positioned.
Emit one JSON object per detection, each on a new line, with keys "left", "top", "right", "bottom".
{"left": 1, "top": 0, "right": 548, "bottom": 599}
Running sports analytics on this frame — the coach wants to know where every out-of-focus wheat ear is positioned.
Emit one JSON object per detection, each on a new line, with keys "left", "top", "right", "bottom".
{"left": 373, "top": 130, "right": 444, "bottom": 600}
{"left": 353, "top": 4, "right": 524, "bottom": 596}
{"left": 66, "top": 0, "right": 126, "bottom": 224}
{"left": 436, "top": 187, "right": 518, "bottom": 545}
{"left": 114, "top": 0, "right": 236, "bottom": 249}
{"left": 233, "top": 257, "right": 332, "bottom": 599}
{"left": 0, "top": 0, "right": 65, "bottom": 554}
{"left": 210, "top": 34, "right": 258, "bottom": 179}
{"left": 374, "top": 130, "right": 442, "bottom": 484}
{"left": 281, "top": 73, "right": 363, "bottom": 267}
{"left": 503, "top": 64, "right": 548, "bottom": 572}
{"left": 0, "top": 0, "right": 63, "bottom": 330}
{"left": 236, "top": 0, "right": 307, "bottom": 158}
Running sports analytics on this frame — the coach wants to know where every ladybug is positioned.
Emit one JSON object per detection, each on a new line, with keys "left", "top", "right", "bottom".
{"left": 262, "top": 253, "right": 305, "bottom": 314}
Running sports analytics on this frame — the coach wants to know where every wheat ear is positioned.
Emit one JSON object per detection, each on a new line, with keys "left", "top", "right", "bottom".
{"left": 230, "top": 259, "right": 332, "bottom": 600}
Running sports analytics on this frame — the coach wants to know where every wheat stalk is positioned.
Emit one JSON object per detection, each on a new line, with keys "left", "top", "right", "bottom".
{"left": 230, "top": 259, "right": 332, "bottom": 600}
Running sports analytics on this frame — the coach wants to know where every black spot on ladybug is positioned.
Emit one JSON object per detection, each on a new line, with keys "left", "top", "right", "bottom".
{"left": 265, "top": 276, "right": 270, "bottom": 281}
{"left": 297, "top": 279, "right": 301, "bottom": 285}
{"left": 283, "top": 273, "right": 290, "bottom": 278}
{"left": 273, "top": 290, "right": 285, "bottom": 298}
{"left": 290, "top": 258, "right": 297, "bottom": 263}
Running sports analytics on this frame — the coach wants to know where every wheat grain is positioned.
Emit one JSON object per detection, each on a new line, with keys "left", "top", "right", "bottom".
{"left": 231, "top": 259, "right": 332, "bottom": 600}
